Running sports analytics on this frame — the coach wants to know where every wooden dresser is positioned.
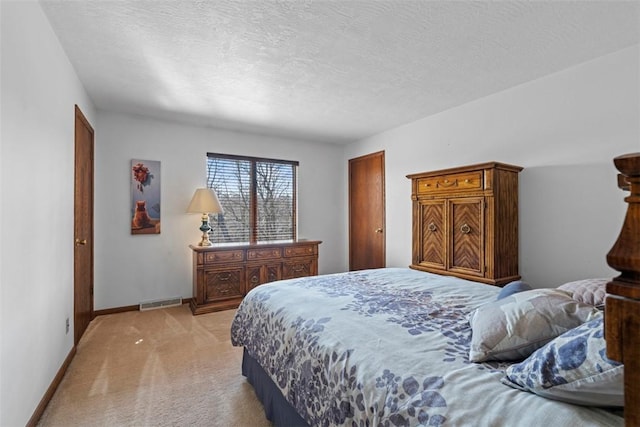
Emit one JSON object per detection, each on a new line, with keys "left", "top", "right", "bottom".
{"left": 407, "top": 162, "right": 522, "bottom": 286}
{"left": 189, "top": 240, "right": 321, "bottom": 314}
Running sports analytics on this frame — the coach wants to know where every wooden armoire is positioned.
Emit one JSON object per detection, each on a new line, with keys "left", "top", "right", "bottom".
{"left": 407, "top": 162, "right": 523, "bottom": 286}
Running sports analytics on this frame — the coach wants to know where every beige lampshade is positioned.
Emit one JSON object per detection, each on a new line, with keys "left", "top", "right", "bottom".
{"left": 186, "top": 188, "right": 224, "bottom": 214}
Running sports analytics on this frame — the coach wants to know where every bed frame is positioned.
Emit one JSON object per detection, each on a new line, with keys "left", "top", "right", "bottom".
{"left": 605, "top": 152, "right": 640, "bottom": 427}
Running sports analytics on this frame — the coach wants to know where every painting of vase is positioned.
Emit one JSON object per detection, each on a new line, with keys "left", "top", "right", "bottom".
{"left": 131, "top": 159, "right": 161, "bottom": 234}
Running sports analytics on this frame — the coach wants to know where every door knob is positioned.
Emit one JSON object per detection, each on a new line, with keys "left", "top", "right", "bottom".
{"left": 75, "top": 238, "right": 87, "bottom": 246}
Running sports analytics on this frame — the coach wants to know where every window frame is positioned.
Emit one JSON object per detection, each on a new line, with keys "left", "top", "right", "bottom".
{"left": 206, "top": 152, "right": 299, "bottom": 244}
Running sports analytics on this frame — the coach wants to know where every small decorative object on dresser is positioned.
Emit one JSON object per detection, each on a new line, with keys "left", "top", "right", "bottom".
{"left": 189, "top": 240, "right": 321, "bottom": 314}
{"left": 407, "top": 161, "right": 523, "bottom": 285}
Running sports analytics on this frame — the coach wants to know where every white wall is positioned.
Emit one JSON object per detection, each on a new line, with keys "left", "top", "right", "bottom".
{"left": 0, "top": 2, "right": 96, "bottom": 425}
{"left": 345, "top": 46, "right": 640, "bottom": 288}
{"left": 94, "top": 111, "right": 345, "bottom": 310}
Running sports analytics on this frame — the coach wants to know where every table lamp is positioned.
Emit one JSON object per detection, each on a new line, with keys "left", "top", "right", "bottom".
{"left": 186, "top": 188, "right": 223, "bottom": 246}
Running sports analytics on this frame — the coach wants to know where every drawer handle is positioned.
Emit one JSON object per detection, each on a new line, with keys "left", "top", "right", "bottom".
{"left": 375, "top": 228, "right": 383, "bottom": 233}
{"left": 220, "top": 289, "right": 229, "bottom": 294}
{"left": 460, "top": 223, "right": 471, "bottom": 234}
{"left": 428, "top": 222, "right": 437, "bottom": 232}
{"left": 292, "top": 265, "right": 305, "bottom": 272}
{"left": 464, "top": 179, "right": 470, "bottom": 183}
{"left": 251, "top": 276, "right": 259, "bottom": 284}
{"left": 219, "top": 273, "right": 231, "bottom": 281}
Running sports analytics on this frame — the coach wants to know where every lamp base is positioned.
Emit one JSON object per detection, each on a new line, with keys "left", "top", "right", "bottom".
{"left": 198, "top": 232, "right": 213, "bottom": 247}
{"left": 197, "top": 213, "right": 213, "bottom": 246}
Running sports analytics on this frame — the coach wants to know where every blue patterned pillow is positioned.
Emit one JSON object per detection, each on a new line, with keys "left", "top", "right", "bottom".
{"left": 501, "top": 314, "right": 624, "bottom": 407}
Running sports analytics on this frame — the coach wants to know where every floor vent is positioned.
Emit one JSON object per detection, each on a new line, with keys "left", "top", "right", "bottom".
{"left": 139, "top": 297, "right": 182, "bottom": 311}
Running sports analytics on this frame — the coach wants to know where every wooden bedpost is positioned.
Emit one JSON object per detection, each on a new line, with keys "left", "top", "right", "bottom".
{"left": 605, "top": 152, "right": 640, "bottom": 426}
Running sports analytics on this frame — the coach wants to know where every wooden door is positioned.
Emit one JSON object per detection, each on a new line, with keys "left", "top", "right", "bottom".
{"left": 74, "top": 105, "right": 94, "bottom": 345}
{"left": 349, "top": 151, "right": 385, "bottom": 271}
{"left": 448, "top": 197, "right": 484, "bottom": 276}
{"left": 418, "top": 199, "right": 446, "bottom": 270}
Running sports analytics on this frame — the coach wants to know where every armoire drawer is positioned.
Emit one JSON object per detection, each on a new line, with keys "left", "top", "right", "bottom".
{"left": 417, "top": 171, "right": 483, "bottom": 194}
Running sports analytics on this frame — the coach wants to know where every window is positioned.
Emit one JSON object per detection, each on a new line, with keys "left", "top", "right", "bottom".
{"left": 206, "top": 153, "right": 298, "bottom": 244}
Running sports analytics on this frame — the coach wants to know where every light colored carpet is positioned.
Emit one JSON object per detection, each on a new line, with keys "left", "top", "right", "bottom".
{"left": 37, "top": 305, "right": 272, "bottom": 427}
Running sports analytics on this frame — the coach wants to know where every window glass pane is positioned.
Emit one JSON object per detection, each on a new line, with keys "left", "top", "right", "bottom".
{"left": 206, "top": 153, "right": 297, "bottom": 244}
{"left": 256, "top": 161, "right": 295, "bottom": 242}
{"left": 206, "top": 157, "right": 251, "bottom": 243}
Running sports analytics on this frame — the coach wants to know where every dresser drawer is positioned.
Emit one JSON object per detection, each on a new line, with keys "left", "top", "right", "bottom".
{"left": 417, "top": 171, "right": 483, "bottom": 194}
{"left": 204, "top": 250, "right": 244, "bottom": 264}
{"left": 282, "top": 259, "right": 314, "bottom": 279}
{"left": 284, "top": 245, "right": 317, "bottom": 257}
{"left": 247, "top": 247, "right": 282, "bottom": 260}
{"left": 204, "top": 268, "right": 243, "bottom": 302}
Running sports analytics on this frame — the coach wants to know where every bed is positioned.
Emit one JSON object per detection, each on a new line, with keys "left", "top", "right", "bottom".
{"left": 230, "top": 153, "right": 640, "bottom": 426}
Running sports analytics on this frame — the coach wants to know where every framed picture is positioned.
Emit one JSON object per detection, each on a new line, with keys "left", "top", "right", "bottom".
{"left": 131, "top": 159, "right": 161, "bottom": 234}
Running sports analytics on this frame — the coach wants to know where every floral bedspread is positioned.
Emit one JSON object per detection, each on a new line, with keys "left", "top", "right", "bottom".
{"left": 230, "top": 268, "right": 622, "bottom": 427}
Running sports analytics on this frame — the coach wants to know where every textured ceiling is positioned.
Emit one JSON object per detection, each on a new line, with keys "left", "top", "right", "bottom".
{"left": 40, "top": 1, "right": 639, "bottom": 144}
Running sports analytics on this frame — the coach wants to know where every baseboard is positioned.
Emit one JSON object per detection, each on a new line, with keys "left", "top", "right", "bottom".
{"left": 26, "top": 345, "right": 76, "bottom": 427}
{"left": 94, "top": 304, "right": 138, "bottom": 316}
{"left": 94, "top": 298, "right": 193, "bottom": 317}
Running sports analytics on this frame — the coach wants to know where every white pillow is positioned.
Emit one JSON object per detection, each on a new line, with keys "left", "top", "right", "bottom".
{"left": 469, "top": 289, "right": 600, "bottom": 362}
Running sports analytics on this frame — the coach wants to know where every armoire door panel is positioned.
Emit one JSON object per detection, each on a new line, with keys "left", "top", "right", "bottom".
{"left": 420, "top": 200, "right": 446, "bottom": 269}
{"left": 449, "top": 198, "right": 483, "bottom": 275}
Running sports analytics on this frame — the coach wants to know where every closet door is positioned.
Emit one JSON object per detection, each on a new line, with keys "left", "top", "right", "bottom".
{"left": 417, "top": 199, "right": 446, "bottom": 270}
{"left": 448, "top": 198, "right": 484, "bottom": 277}
{"left": 349, "top": 151, "right": 385, "bottom": 271}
